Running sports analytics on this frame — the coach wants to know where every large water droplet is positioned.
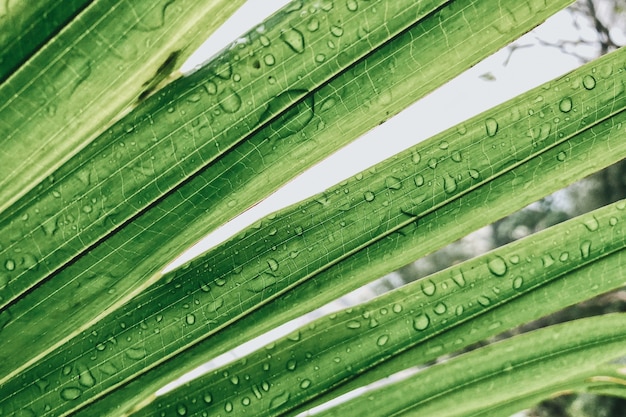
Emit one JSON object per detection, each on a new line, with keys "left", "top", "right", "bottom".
{"left": 559, "top": 97, "right": 573, "bottom": 113}
{"left": 207, "top": 298, "right": 224, "bottom": 313}
{"left": 307, "top": 18, "right": 320, "bottom": 32}
{"left": 512, "top": 276, "right": 523, "bottom": 290}
{"left": 583, "top": 216, "right": 599, "bottom": 232}
{"left": 218, "top": 87, "right": 242, "bottom": 113}
{"left": 300, "top": 379, "right": 312, "bottom": 389}
{"left": 421, "top": 279, "right": 436, "bottom": 296}
{"left": 125, "top": 346, "right": 147, "bottom": 361}
{"left": 452, "top": 270, "right": 466, "bottom": 287}
{"left": 225, "top": 401, "right": 233, "bottom": 413}
{"left": 376, "top": 334, "right": 389, "bottom": 346}
{"left": 4, "top": 259, "right": 15, "bottom": 271}
{"left": 433, "top": 302, "right": 447, "bottom": 315}
{"left": 414, "top": 174, "right": 424, "bottom": 187}
{"left": 177, "top": 403, "right": 188, "bottom": 416}
{"left": 346, "top": 0, "right": 358, "bottom": 11}
{"left": 346, "top": 320, "right": 361, "bottom": 329}
{"left": 487, "top": 256, "right": 507, "bottom": 277}
{"left": 582, "top": 75, "right": 596, "bottom": 90}
{"left": 413, "top": 313, "right": 430, "bottom": 331}
{"left": 269, "top": 391, "right": 291, "bottom": 410}
{"left": 186, "top": 313, "right": 196, "bottom": 325}
{"left": 77, "top": 363, "right": 96, "bottom": 388}
{"left": 477, "top": 295, "right": 491, "bottom": 307}
{"left": 60, "top": 387, "right": 82, "bottom": 401}
{"left": 443, "top": 174, "right": 457, "bottom": 194}
{"left": 267, "top": 258, "right": 279, "bottom": 272}
{"left": 485, "top": 118, "right": 498, "bottom": 137}
{"left": 580, "top": 240, "right": 591, "bottom": 258}
{"left": 363, "top": 191, "right": 375, "bottom": 202}
{"left": 385, "top": 176, "right": 402, "bottom": 190}
{"left": 263, "top": 54, "right": 276, "bottom": 66}
{"left": 330, "top": 25, "right": 344, "bottom": 37}
{"left": 427, "top": 158, "right": 438, "bottom": 169}
{"left": 280, "top": 28, "right": 305, "bottom": 53}
{"left": 541, "top": 254, "right": 555, "bottom": 268}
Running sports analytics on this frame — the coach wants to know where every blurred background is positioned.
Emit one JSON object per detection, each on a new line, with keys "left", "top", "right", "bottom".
{"left": 163, "top": 1, "right": 626, "bottom": 416}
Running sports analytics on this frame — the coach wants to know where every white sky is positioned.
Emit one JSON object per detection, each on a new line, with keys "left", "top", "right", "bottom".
{"left": 165, "top": 0, "right": 599, "bottom": 271}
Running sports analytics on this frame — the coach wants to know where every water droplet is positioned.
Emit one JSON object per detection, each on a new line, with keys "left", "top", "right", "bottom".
{"left": 60, "top": 387, "right": 82, "bottom": 401}
{"left": 307, "top": 17, "right": 320, "bottom": 32}
{"left": 413, "top": 174, "right": 424, "bottom": 187}
{"left": 203, "top": 393, "right": 213, "bottom": 404}
{"left": 487, "top": 256, "right": 507, "bottom": 277}
{"left": 427, "top": 158, "right": 438, "bottom": 169}
{"left": 582, "top": 75, "right": 596, "bottom": 90}
{"left": 452, "top": 270, "right": 466, "bottom": 287}
{"left": 542, "top": 254, "right": 555, "bottom": 268}
{"left": 346, "top": 0, "right": 358, "bottom": 11}
{"left": 346, "top": 320, "right": 361, "bottom": 329}
{"left": 4, "top": 259, "right": 15, "bottom": 271}
{"left": 556, "top": 151, "right": 567, "bottom": 161}
{"left": 224, "top": 401, "right": 233, "bottom": 413}
{"left": 468, "top": 169, "right": 480, "bottom": 180}
{"left": 512, "top": 276, "right": 523, "bottom": 290}
{"left": 411, "top": 149, "right": 421, "bottom": 164}
{"left": 267, "top": 258, "right": 279, "bottom": 272}
{"left": 455, "top": 305, "right": 464, "bottom": 316}
{"left": 330, "top": 25, "right": 344, "bottom": 37}
{"left": 385, "top": 176, "right": 402, "bottom": 190}
{"left": 259, "top": 35, "right": 271, "bottom": 47}
{"left": 392, "top": 303, "right": 402, "bottom": 313}
{"left": 363, "top": 191, "right": 375, "bottom": 202}
{"left": 269, "top": 391, "right": 290, "bottom": 410}
{"left": 478, "top": 295, "right": 491, "bottom": 307}
{"left": 263, "top": 54, "right": 275, "bottom": 66}
{"left": 315, "top": 53, "right": 326, "bottom": 63}
{"left": 421, "top": 279, "right": 436, "bottom": 296}
{"left": 609, "top": 217, "right": 618, "bottom": 226}
{"left": 559, "top": 252, "right": 570, "bottom": 262}
{"left": 580, "top": 240, "right": 591, "bottom": 258}
{"left": 177, "top": 404, "right": 187, "bottom": 416}
{"left": 242, "top": 397, "right": 251, "bottom": 406}
{"left": 559, "top": 97, "right": 573, "bottom": 113}
{"left": 218, "top": 87, "right": 242, "bottom": 113}
{"left": 413, "top": 313, "right": 430, "bottom": 331}
{"left": 77, "top": 363, "right": 96, "bottom": 388}
{"left": 230, "top": 375, "right": 240, "bottom": 385}
{"left": 186, "top": 313, "right": 196, "bottom": 325}
{"left": 207, "top": 298, "right": 224, "bottom": 313}
{"left": 286, "top": 359, "right": 297, "bottom": 371}
{"left": 451, "top": 151, "right": 462, "bottom": 162}
{"left": 583, "top": 216, "right": 599, "bottom": 232}
{"left": 280, "top": 28, "right": 305, "bottom": 53}
{"left": 376, "top": 334, "right": 389, "bottom": 346}
{"left": 443, "top": 174, "right": 457, "bottom": 194}
{"left": 300, "top": 379, "right": 311, "bottom": 389}
{"left": 125, "top": 346, "right": 147, "bottom": 360}
{"left": 485, "top": 118, "right": 498, "bottom": 137}
{"left": 434, "top": 302, "right": 447, "bottom": 315}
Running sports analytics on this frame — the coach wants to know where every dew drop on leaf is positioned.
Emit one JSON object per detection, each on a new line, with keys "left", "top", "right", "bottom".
{"left": 218, "top": 87, "right": 242, "bottom": 113}
{"left": 451, "top": 270, "right": 466, "bottom": 287}
{"left": 434, "top": 302, "right": 447, "bottom": 315}
{"left": 186, "top": 313, "right": 196, "bottom": 325}
{"left": 77, "top": 363, "right": 96, "bottom": 388}
{"left": 580, "top": 240, "right": 592, "bottom": 258}
{"left": 269, "top": 391, "right": 290, "bottom": 410}
{"left": 300, "top": 379, "right": 311, "bottom": 389}
{"left": 583, "top": 216, "right": 599, "bottom": 232}
{"left": 177, "top": 404, "right": 187, "bottom": 416}
{"left": 443, "top": 174, "right": 457, "bottom": 194}
{"left": 451, "top": 151, "right": 462, "bottom": 162}
{"left": 125, "top": 346, "right": 147, "bottom": 361}
{"left": 264, "top": 54, "right": 275, "bottom": 66}
{"left": 542, "top": 254, "right": 555, "bottom": 268}
{"left": 307, "top": 17, "right": 320, "bottom": 32}
{"left": 330, "top": 25, "right": 343, "bottom": 37}
{"left": 556, "top": 151, "right": 567, "bottom": 161}
{"left": 582, "top": 75, "right": 596, "bottom": 90}
{"left": 392, "top": 303, "right": 402, "bottom": 313}
{"left": 346, "top": 0, "right": 358, "bottom": 11}
{"left": 512, "top": 276, "right": 523, "bottom": 290}
{"left": 420, "top": 279, "right": 436, "bottom": 296}
{"left": 413, "top": 313, "right": 430, "bottom": 331}
{"left": 346, "top": 320, "right": 361, "bottom": 329}
{"left": 60, "top": 387, "right": 82, "bottom": 401}
{"left": 225, "top": 401, "right": 233, "bottom": 413}
{"left": 4, "top": 259, "right": 15, "bottom": 271}
{"left": 286, "top": 359, "right": 297, "bottom": 371}
{"left": 280, "top": 28, "right": 305, "bottom": 53}
{"left": 267, "top": 258, "right": 279, "bottom": 272}
{"left": 559, "top": 97, "right": 573, "bottom": 113}
{"left": 385, "top": 176, "right": 402, "bottom": 190}
{"left": 485, "top": 117, "right": 498, "bottom": 137}
{"left": 468, "top": 169, "right": 480, "bottom": 180}
{"left": 487, "top": 256, "right": 507, "bottom": 277}
{"left": 455, "top": 305, "right": 464, "bottom": 316}
{"left": 478, "top": 295, "right": 491, "bottom": 307}
{"left": 363, "top": 191, "right": 375, "bottom": 202}
{"left": 376, "top": 334, "right": 389, "bottom": 346}
{"left": 414, "top": 174, "right": 424, "bottom": 187}
{"left": 427, "top": 158, "right": 438, "bottom": 169}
